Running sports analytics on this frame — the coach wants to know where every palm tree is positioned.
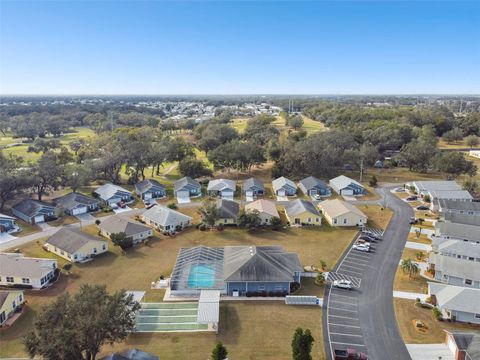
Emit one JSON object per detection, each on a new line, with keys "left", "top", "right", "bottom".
{"left": 401, "top": 258, "right": 419, "bottom": 279}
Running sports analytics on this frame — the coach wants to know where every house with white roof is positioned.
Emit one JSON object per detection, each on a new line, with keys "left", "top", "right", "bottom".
{"left": 93, "top": 183, "right": 133, "bottom": 206}
{"left": 207, "top": 179, "right": 236, "bottom": 199}
{"left": 0, "top": 213, "right": 19, "bottom": 234}
{"left": 142, "top": 205, "right": 192, "bottom": 233}
{"left": 329, "top": 175, "right": 365, "bottom": 196}
{"left": 272, "top": 177, "right": 297, "bottom": 196}
{"left": 318, "top": 199, "right": 367, "bottom": 226}
{"left": 0, "top": 253, "right": 57, "bottom": 289}
{"left": 428, "top": 282, "right": 480, "bottom": 324}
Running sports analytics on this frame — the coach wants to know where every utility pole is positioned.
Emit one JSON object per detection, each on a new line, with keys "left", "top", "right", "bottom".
{"left": 359, "top": 158, "right": 364, "bottom": 183}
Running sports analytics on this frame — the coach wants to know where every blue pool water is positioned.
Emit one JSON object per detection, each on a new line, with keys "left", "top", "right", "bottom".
{"left": 188, "top": 263, "right": 216, "bottom": 288}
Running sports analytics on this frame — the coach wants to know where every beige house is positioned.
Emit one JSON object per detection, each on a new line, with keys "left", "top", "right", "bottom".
{"left": 0, "top": 290, "right": 25, "bottom": 326}
{"left": 284, "top": 199, "right": 322, "bottom": 226}
{"left": 45, "top": 228, "right": 108, "bottom": 262}
{"left": 0, "top": 253, "right": 57, "bottom": 289}
{"left": 244, "top": 199, "right": 279, "bottom": 225}
{"left": 98, "top": 216, "right": 153, "bottom": 244}
{"left": 318, "top": 199, "right": 367, "bottom": 227}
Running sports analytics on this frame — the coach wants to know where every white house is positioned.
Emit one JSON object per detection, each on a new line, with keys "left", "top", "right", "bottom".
{"left": 207, "top": 179, "right": 236, "bottom": 199}
{"left": 318, "top": 199, "right": 368, "bottom": 226}
{"left": 142, "top": 205, "right": 192, "bottom": 232}
{"left": 329, "top": 175, "right": 365, "bottom": 196}
{"left": 98, "top": 216, "right": 152, "bottom": 244}
{"left": 0, "top": 253, "right": 57, "bottom": 289}
{"left": 93, "top": 183, "right": 133, "bottom": 206}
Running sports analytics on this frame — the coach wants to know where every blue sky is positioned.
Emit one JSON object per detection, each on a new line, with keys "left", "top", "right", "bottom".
{"left": 1, "top": 1, "right": 479, "bottom": 95}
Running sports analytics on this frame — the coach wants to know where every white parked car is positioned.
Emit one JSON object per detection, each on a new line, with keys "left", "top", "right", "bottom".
{"left": 353, "top": 243, "right": 370, "bottom": 252}
{"left": 333, "top": 279, "right": 352, "bottom": 290}
{"left": 313, "top": 194, "right": 322, "bottom": 200}
{"left": 395, "top": 187, "right": 406, "bottom": 193}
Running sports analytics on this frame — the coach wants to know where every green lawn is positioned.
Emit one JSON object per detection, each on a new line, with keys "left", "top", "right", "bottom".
{"left": 2, "top": 127, "right": 96, "bottom": 163}
{"left": 0, "top": 224, "right": 353, "bottom": 359}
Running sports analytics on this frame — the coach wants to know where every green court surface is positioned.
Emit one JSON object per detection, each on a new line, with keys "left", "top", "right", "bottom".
{"left": 135, "top": 302, "right": 209, "bottom": 332}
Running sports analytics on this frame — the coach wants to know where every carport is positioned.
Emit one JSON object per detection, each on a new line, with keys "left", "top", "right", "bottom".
{"left": 71, "top": 206, "right": 87, "bottom": 215}
{"left": 176, "top": 190, "right": 191, "bottom": 204}
{"left": 197, "top": 290, "right": 220, "bottom": 334}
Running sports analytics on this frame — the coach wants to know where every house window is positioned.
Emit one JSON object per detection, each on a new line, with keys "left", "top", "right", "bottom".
{"left": 295, "top": 218, "right": 300, "bottom": 224}
{"left": 102, "top": 244, "right": 106, "bottom": 250}
{"left": 343, "top": 218, "right": 347, "bottom": 224}
{"left": 316, "top": 218, "right": 320, "bottom": 223}
{"left": 469, "top": 257, "right": 474, "bottom": 261}
{"left": 465, "top": 279, "right": 473, "bottom": 286}
{"left": 93, "top": 248, "right": 97, "bottom": 253}
{"left": 6, "top": 277, "right": 14, "bottom": 283}
{"left": 475, "top": 314, "right": 480, "bottom": 319}
{"left": 333, "top": 219, "right": 337, "bottom": 224}
{"left": 19, "top": 294, "right": 23, "bottom": 302}
{"left": 258, "top": 285, "right": 265, "bottom": 291}
{"left": 22, "top": 278, "right": 30, "bottom": 284}
{"left": 74, "top": 255, "right": 78, "bottom": 259}
{"left": 307, "top": 218, "right": 312, "bottom": 223}
{"left": 275, "top": 285, "right": 282, "bottom": 290}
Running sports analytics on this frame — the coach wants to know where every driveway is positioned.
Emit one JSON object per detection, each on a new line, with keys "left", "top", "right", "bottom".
{"left": 405, "top": 241, "right": 431, "bottom": 251}
{"left": 75, "top": 213, "right": 95, "bottom": 222}
{"left": 323, "top": 185, "right": 413, "bottom": 360}
{"left": 276, "top": 196, "right": 289, "bottom": 202}
{"left": 37, "top": 222, "right": 53, "bottom": 231}
{"left": 176, "top": 196, "right": 191, "bottom": 204}
{"left": 113, "top": 206, "right": 132, "bottom": 214}
{"left": 393, "top": 291, "right": 428, "bottom": 301}
{"left": 406, "top": 344, "right": 454, "bottom": 360}
{"left": 0, "top": 233, "right": 17, "bottom": 245}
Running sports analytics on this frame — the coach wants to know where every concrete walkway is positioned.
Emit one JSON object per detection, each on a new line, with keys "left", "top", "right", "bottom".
{"left": 406, "top": 344, "right": 454, "bottom": 360}
{"left": 405, "top": 241, "right": 431, "bottom": 251}
{"left": 393, "top": 291, "right": 428, "bottom": 301}
{"left": 410, "top": 226, "right": 434, "bottom": 237}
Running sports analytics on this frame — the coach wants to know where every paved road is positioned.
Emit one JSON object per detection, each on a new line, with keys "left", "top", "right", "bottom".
{"left": 323, "top": 185, "right": 414, "bottom": 360}
{"left": 0, "top": 208, "right": 145, "bottom": 252}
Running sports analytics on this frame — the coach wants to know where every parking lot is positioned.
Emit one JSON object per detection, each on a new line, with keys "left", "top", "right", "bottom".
{"left": 325, "top": 227, "right": 383, "bottom": 357}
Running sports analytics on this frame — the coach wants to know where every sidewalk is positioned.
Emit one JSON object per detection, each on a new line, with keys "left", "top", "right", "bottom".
{"left": 405, "top": 241, "right": 431, "bottom": 252}
{"left": 393, "top": 291, "right": 428, "bottom": 301}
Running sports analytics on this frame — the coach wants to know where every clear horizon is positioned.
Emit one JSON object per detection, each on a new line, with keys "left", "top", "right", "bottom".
{"left": 1, "top": 0, "right": 479, "bottom": 95}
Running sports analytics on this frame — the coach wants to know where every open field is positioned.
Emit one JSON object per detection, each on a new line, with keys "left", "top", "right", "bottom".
{"left": 437, "top": 136, "right": 480, "bottom": 149}
{"left": 2, "top": 127, "right": 96, "bottom": 162}
{"left": 232, "top": 115, "right": 325, "bottom": 135}
{"left": 0, "top": 224, "right": 352, "bottom": 358}
{"left": 394, "top": 298, "right": 480, "bottom": 344}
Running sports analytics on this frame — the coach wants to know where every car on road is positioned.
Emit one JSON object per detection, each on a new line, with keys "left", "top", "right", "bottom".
{"left": 312, "top": 194, "right": 322, "bottom": 200}
{"left": 416, "top": 205, "right": 430, "bottom": 210}
{"left": 334, "top": 348, "right": 368, "bottom": 359}
{"left": 352, "top": 243, "right": 370, "bottom": 252}
{"left": 333, "top": 279, "right": 353, "bottom": 290}
{"left": 406, "top": 195, "right": 418, "bottom": 201}
{"left": 409, "top": 217, "right": 418, "bottom": 224}
{"left": 394, "top": 187, "right": 406, "bottom": 193}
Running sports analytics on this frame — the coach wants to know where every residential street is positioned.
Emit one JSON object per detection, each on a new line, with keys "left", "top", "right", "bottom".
{"left": 323, "top": 185, "right": 414, "bottom": 360}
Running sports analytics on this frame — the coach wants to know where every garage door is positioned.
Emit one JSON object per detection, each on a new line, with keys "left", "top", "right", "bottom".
{"left": 34, "top": 215, "right": 45, "bottom": 224}
{"left": 176, "top": 190, "right": 191, "bottom": 204}
{"left": 341, "top": 189, "right": 354, "bottom": 196}
{"left": 144, "top": 193, "right": 153, "bottom": 200}
{"left": 277, "top": 189, "right": 286, "bottom": 197}
{"left": 246, "top": 190, "right": 254, "bottom": 197}
{"left": 72, "top": 206, "right": 87, "bottom": 215}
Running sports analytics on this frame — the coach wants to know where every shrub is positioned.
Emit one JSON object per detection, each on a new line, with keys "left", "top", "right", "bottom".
{"left": 432, "top": 307, "right": 442, "bottom": 320}
{"left": 215, "top": 223, "right": 224, "bottom": 231}
{"left": 167, "top": 203, "right": 178, "bottom": 210}
{"left": 198, "top": 223, "right": 207, "bottom": 231}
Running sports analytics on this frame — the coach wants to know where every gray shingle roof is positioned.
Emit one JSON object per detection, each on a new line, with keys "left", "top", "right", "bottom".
{"left": 174, "top": 177, "right": 201, "bottom": 192}
{"left": 438, "top": 199, "right": 480, "bottom": 213}
{"left": 436, "top": 221, "right": 480, "bottom": 241}
{"left": 437, "top": 240, "right": 480, "bottom": 258}
{"left": 299, "top": 176, "right": 328, "bottom": 191}
{"left": 54, "top": 192, "right": 99, "bottom": 210}
{"left": 12, "top": 199, "right": 55, "bottom": 217}
{"left": 46, "top": 228, "right": 106, "bottom": 254}
{"left": 272, "top": 177, "right": 297, "bottom": 193}
{"left": 429, "top": 282, "right": 480, "bottom": 315}
{"left": 216, "top": 199, "right": 239, "bottom": 219}
{"left": 142, "top": 205, "right": 192, "bottom": 227}
{"left": 94, "top": 183, "right": 131, "bottom": 201}
{"left": 223, "top": 246, "right": 302, "bottom": 282}
{"left": 207, "top": 179, "right": 236, "bottom": 192}
{"left": 451, "top": 333, "right": 480, "bottom": 359}
{"left": 99, "top": 216, "right": 151, "bottom": 237}
{"left": 0, "top": 253, "right": 57, "bottom": 278}
{"left": 134, "top": 179, "right": 165, "bottom": 195}
{"left": 444, "top": 212, "right": 480, "bottom": 226}
{"left": 413, "top": 180, "right": 463, "bottom": 192}
{"left": 284, "top": 199, "right": 320, "bottom": 217}
{"left": 432, "top": 253, "right": 480, "bottom": 280}
{"left": 242, "top": 177, "right": 264, "bottom": 191}
{"left": 329, "top": 175, "right": 363, "bottom": 190}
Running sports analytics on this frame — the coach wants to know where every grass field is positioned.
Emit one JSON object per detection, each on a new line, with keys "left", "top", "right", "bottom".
{"left": 2, "top": 127, "right": 96, "bottom": 162}
{"left": 357, "top": 205, "right": 393, "bottom": 229}
{"left": 231, "top": 115, "right": 326, "bottom": 136}
{"left": 437, "top": 136, "right": 480, "bottom": 149}
{"left": 394, "top": 298, "right": 480, "bottom": 344}
{"left": 0, "top": 224, "right": 352, "bottom": 359}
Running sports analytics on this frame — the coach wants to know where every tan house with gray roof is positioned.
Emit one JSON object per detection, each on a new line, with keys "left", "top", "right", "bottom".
{"left": 0, "top": 253, "right": 57, "bottom": 289}
{"left": 318, "top": 199, "right": 367, "bottom": 227}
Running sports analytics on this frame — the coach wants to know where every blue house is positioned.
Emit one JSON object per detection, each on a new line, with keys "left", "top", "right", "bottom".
{"left": 135, "top": 179, "right": 166, "bottom": 200}
{"left": 298, "top": 176, "right": 331, "bottom": 197}
{"left": 0, "top": 213, "right": 19, "bottom": 233}
{"left": 272, "top": 177, "right": 297, "bottom": 196}
{"left": 329, "top": 175, "right": 366, "bottom": 196}
{"left": 242, "top": 177, "right": 264, "bottom": 197}
{"left": 174, "top": 177, "right": 202, "bottom": 198}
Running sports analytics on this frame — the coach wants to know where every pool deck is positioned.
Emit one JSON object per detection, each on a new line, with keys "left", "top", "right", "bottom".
{"left": 162, "top": 288, "right": 289, "bottom": 302}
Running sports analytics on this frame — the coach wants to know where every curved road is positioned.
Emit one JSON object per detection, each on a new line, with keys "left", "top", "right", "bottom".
{"left": 323, "top": 185, "right": 414, "bottom": 360}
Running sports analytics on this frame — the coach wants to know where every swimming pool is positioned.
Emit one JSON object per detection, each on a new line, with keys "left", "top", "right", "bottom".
{"left": 187, "top": 263, "right": 216, "bottom": 288}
